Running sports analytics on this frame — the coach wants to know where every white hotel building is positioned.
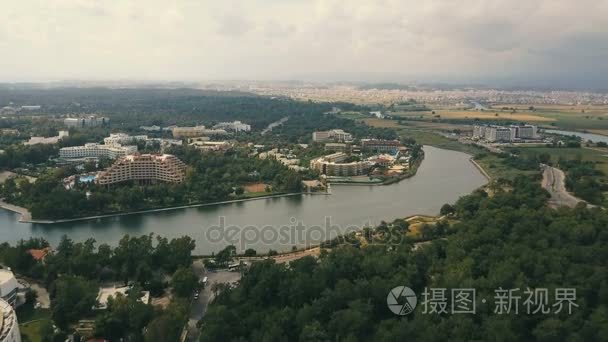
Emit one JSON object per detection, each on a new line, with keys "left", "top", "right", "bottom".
{"left": 59, "top": 143, "right": 137, "bottom": 159}
{"left": 0, "top": 298, "right": 20, "bottom": 342}
{"left": 213, "top": 121, "right": 251, "bottom": 132}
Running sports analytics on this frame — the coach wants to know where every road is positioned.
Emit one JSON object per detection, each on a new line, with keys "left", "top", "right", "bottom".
{"left": 541, "top": 164, "right": 585, "bottom": 208}
{"left": 186, "top": 260, "right": 241, "bottom": 341}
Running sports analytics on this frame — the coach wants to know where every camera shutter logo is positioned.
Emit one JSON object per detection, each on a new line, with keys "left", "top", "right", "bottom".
{"left": 387, "top": 286, "right": 417, "bottom": 315}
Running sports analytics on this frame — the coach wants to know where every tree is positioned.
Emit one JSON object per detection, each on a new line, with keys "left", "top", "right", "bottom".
{"left": 171, "top": 267, "right": 199, "bottom": 297}
{"left": 244, "top": 248, "right": 257, "bottom": 257}
{"left": 145, "top": 299, "right": 189, "bottom": 342}
{"left": 51, "top": 276, "right": 98, "bottom": 329}
{"left": 215, "top": 245, "right": 236, "bottom": 267}
{"left": 440, "top": 203, "right": 455, "bottom": 216}
{"left": 94, "top": 292, "right": 154, "bottom": 340}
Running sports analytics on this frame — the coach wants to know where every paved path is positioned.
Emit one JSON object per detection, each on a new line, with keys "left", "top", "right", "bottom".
{"left": 541, "top": 164, "right": 585, "bottom": 208}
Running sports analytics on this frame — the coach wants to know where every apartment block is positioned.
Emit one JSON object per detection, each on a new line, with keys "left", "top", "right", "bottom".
{"left": 96, "top": 154, "right": 186, "bottom": 186}
{"left": 360, "top": 139, "right": 401, "bottom": 152}
{"left": 64, "top": 115, "right": 110, "bottom": 128}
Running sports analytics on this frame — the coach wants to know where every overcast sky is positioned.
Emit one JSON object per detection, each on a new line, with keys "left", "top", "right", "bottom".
{"left": 2, "top": 0, "right": 607, "bottom": 87}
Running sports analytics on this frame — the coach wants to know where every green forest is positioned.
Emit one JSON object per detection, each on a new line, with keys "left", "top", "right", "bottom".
{"left": 200, "top": 176, "right": 608, "bottom": 341}
{"left": 0, "top": 234, "right": 198, "bottom": 341}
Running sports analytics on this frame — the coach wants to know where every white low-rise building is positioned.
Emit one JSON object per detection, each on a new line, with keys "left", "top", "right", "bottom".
{"left": 0, "top": 298, "right": 20, "bottom": 342}
{"left": 24, "top": 131, "right": 69, "bottom": 146}
{"left": 213, "top": 120, "right": 251, "bottom": 132}
{"left": 59, "top": 143, "right": 137, "bottom": 159}
{"left": 312, "top": 129, "right": 353, "bottom": 142}
{"left": 104, "top": 133, "right": 149, "bottom": 146}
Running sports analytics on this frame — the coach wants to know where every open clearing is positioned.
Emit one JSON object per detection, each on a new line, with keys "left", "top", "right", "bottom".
{"left": 243, "top": 183, "right": 268, "bottom": 192}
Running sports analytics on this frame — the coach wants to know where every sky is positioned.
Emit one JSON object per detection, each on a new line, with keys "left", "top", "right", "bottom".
{"left": 2, "top": 0, "right": 608, "bottom": 88}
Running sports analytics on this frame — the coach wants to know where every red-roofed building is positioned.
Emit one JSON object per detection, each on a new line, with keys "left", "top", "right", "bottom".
{"left": 27, "top": 247, "right": 51, "bottom": 262}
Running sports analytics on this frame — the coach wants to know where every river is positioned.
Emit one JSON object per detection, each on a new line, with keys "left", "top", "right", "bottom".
{"left": 0, "top": 146, "right": 487, "bottom": 254}
{"left": 543, "top": 129, "right": 608, "bottom": 144}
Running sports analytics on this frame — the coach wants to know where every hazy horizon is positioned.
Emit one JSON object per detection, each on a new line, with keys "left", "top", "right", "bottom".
{"left": 2, "top": 0, "right": 607, "bottom": 89}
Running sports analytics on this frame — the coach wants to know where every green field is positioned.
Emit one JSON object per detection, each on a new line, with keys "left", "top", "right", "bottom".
{"left": 17, "top": 307, "right": 52, "bottom": 342}
{"left": 336, "top": 111, "right": 370, "bottom": 120}
{"left": 389, "top": 104, "right": 608, "bottom": 134}
{"left": 20, "top": 319, "right": 52, "bottom": 342}
{"left": 474, "top": 154, "right": 539, "bottom": 181}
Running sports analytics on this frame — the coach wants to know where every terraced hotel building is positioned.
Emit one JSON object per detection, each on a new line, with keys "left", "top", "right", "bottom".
{"left": 0, "top": 298, "right": 20, "bottom": 342}
{"left": 97, "top": 154, "right": 186, "bottom": 186}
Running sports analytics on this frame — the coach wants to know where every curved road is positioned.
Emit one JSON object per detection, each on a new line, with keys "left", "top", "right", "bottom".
{"left": 541, "top": 164, "right": 585, "bottom": 208}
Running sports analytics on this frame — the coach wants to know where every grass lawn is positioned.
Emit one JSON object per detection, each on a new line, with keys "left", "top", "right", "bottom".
{"left": 474, "top": 154, "right": 539, "bottom": 181}
{"left": 17, "top": 306, "right": 52, "bottom": 342}
{"left": 20, "top": 319, "right": 52, "bottom": 342}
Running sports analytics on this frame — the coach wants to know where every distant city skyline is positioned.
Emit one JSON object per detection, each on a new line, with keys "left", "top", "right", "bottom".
{"left": 2, "top": 0, "right": 607, "bottom": 89}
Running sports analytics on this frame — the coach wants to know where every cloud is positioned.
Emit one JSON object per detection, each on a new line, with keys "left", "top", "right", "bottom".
{"left": 0, "top": 0, "right": 607, "bottom": 87}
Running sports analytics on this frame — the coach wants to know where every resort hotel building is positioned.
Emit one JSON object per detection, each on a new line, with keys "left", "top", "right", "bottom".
{"left": 96, "top": 154, "right": 186, "bottom": 186}
{"left": 310, "top": 152, "right": 371, "bottom": 176}
{"left": 59, "top": 143, "right": 137, "bottom": 160}
{"left": 0, "top": 270, "right": 18, "bottom": 308}
{"left": 0, "top": 298, "right": 20, "bottom": 342}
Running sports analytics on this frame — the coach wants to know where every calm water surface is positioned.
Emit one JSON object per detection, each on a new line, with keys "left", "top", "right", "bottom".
{"left": 0, "top": 146, "right": 487, "bottom": 254}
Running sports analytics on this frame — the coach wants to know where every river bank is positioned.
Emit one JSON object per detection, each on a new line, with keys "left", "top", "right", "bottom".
{"left": 469, "top": 158, "right": 491, "bottom": 181}
{"left": 11, "top": 192, "right": 311, "bottom": 224}
{"left": 0, "top": 200, "right": 31, "bottom": 222}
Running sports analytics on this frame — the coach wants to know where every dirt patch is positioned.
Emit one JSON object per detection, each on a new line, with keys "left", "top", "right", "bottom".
{"left": 243, "top": 183, "right": 268, "bottom": 193}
